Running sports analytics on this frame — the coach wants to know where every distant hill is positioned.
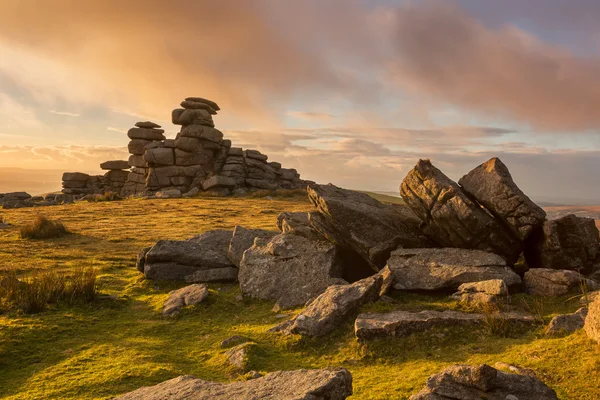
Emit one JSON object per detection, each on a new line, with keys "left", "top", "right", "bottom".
{"left": 0, "top": 167, "right": 65, "bottom": 195}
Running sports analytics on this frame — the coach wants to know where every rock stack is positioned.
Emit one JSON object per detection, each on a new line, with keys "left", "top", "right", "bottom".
{"left": 100, "top": 160, "right": 130, "bottom": 194}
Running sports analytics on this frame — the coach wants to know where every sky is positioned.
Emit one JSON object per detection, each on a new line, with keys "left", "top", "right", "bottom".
{"left": 1, "top": 0, "right": 600, "bottom": 200}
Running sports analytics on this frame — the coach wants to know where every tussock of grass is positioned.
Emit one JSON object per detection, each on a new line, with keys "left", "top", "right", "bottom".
{"left": 19, "top": 215, "right": 69, "bottom": 239}
{"left": 0, "top": 268, "right": 98, "bottom": 313}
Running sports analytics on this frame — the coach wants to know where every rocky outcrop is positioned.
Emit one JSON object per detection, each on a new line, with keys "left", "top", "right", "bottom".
{"left": 523, "top": 268, "right": 600, "bottom": 296}
{"left": 546, "top": 307, "right": 587, "bottom": 336}
{"left": 162, "top": 284, "right": 208, "bottom": 317}
{"left": 453, "top": 279, "right": 509, "bottom": 306}
{"left": 115, "top": 368, "right": 353, "bottom": 400}
{"left": 277, "top": 275, "right": 383, "bottom": 337}
{"left": 354, "top": 309, "right": 535, "bottom": 340}
{"left": 459, "top": 157, "right": 546, "bottom": 241}
{"left": 410, "top": 364, "right": 557, "bottom": 400}
{"left": 585, "top": 296, "right": 600, "bottom": 343}
{"left": 1, "top": 192, "right": 74, "bottom": 209}
{"left": 400, "top": 159, "right": 522, "bottom": 264}
{"left": 277, "top": 211, "right": 323, "bottom": 241}
{"left": 524, "top": 214, "right": 600, "bottom": 273}
{"left": 227, "top": 226, "right": 277, "bottom": 267}
{"left": 307, "top": 184, "right": 432, "bottom": 271}
{"left": 386, "top": 248, "right": 521, "bottom": 291}
{"left": 238, "top": 234, "right": 346, "bottom": 310}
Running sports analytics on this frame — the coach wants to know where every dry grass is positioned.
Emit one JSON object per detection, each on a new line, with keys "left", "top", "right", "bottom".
{"left": 84, "top": 192, "right": 123, "bottom": 202}
{"left": 19, "top": 215, "right": 69, "bottom": 240}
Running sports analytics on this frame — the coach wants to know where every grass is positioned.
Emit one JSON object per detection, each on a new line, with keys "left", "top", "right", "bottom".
{"left": 19, "top": 215, "right": 69, "bottom": 239}
{"left": 84, "top": 192, "right": 123, "bottom": 202}
{"left": 0, "top": 194, "right": 599, "bottom": 399}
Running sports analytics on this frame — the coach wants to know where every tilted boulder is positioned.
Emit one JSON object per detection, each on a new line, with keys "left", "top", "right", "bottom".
{"left": 307, "top": 184, "right": 432, "bottom": 271}
{"left": 546, "top": 307, "right": 587, "bottom": 336}
{"left": 227, "top": 226, "right": 278, "bottom": 267}
{"left": 584, "top": 296, "right": 600, "bottom": 343}
{"left": 277, "top": 211, "right": 323, "bottom": 241}
{"left": 523, "top": 268, "right": 600, "bottom": 296}
{"left": 277, "top": 274, "right": 383, "bottom": 337}
{"left": 410, "top": 364, "right": 557, "bottom": 400}
{"left": 400, "top": 160, "right": 522, "bottom": 264}
{"left": 163, "top": 284, "right": 208, "bottom": 317}
{"left": 387, "top": 248, "right": 521, "bottom": 291}
{"left": 238, "top": 234, "right": 346, "bottom": 310}
{"left": 459, "top": 157, "right": 546, "bottom": 241}
{"left": 524, "top": 214, "right": 600, "bottom": 273}
{"left": 116, "top": 368, "right": 353, "bottom": 400}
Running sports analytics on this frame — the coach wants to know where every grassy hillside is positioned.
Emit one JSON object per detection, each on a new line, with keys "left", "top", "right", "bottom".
{"left": 1, "top": 195, "right": 599, "bottom": 399}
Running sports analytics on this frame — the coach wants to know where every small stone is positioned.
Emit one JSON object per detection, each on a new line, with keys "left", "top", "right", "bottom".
{"left": 219, "top": 335, "right": 251, "bottom": 349}
{"left": 162, "top": 284, "right": 208, "bottom": 317}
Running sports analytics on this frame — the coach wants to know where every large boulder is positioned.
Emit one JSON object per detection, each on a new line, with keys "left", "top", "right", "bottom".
{"left": 523, "top": 268, "right": 600, "bottom": 296}
{"left": 115, "top": 368, "right": 353, "bottom": 400}
{"left": 163, "top": 284, "right": 208, "bottom": 317}
{"left": 546, "top": 307, "right": 587, "bottom": 336}
{"left": 459, "top": 157, "right": 546, "bottom": 241}
{"left": 524, "top": 214, "right": 600, "bottom": 273}
{"left": 400, "top": 160, "right": 522, "bottom": 264}
{"left": 387, "top": 248, "right": 521, "bottom": 291}
{"left": 238, "top": 234, "right": 346, "bottom": 310}
{"left": 143, "top": 230, "right": 235, "bottom": 281}
{"left": 584, "top": 296, "right": 600, "bottom": 343}
{"left": 410, "top": 364, "right": 557, "bottom": 400}
{"left": 307, "top": 184, "right": 432, "bottom": 271}
{"left": 227, "top": 226, "right": 278, "bottom": 267}
{"left": 278, "top": 275, "right": 383, "bottom": 337}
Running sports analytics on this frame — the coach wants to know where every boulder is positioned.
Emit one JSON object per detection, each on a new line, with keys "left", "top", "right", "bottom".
{"left": 410, "top": 364, "right": 557, "bottom": 400}
{"left": 400, "top": 159, "right": 522, "bottom": 264}
{"left": 225, "top": 342, "right": 257, "bottom": 372}
{"left": 584, "top": 296, "right": 600, "bottom": 343}
{"left": 127, "top": 127, "right": 166, "bottom": 141}
{"left": 100, "top": 160, "right": 130, "bottom": 170}
{"left": 62, "top": 172, "right": 89, "bottom": 182}
{"left": 179, "top": 125, "right": 223, "bottom": 143}
{"left": 523, "top": 268, "right": 600, "bottom": 296}
{"left": 185, "top": 267, "right": 238, "bottom": 283}
{"left": 202, "top": 175, "right": 236, "bottom": 191}
{"left": 387, "top": 248, "right": 521, "bottom": 291}
{"left": 128, "top": 155, "right": 147, "bottom": 168}
{"left": 180, "top": 100, "right": 218, "bottom": 114}
{"left": 279, "top": 275, "right": 383, "bottom": 337}
{"left": 355, "top": 309, "right": 535, "bottom": 340}
{"left": 182, "top": 187, "right": 201, "bottom": 198}
{"left": 238, "top": 234, "right": 346, "bottom": 310}
{"left": 163, "top": 284, "right": 208, "bottom": 317}
{"left": 453, "top": 279, "right": 509, "bottom": 306}
{"left": 245, "top": 149, "right": 268, "bottom": 162}
{"left": 128, "top": 139, "right": 153, "bottom": 155}
{"left": 115, "top": 368, "right": 353, "bottom": 400}
{"left": 135, "top": 121, "right": 161, "bottom": 129}
{"left": 459, "top": 157, "right": 546, "bottom": 241}
{"left": 144, "top": 148, "right": 175, "bottom": 166}
{"left": 524, "top": 214, "right": 600, "bottom": 273}
{"left": 184, "top": 96, "right": 221, "bottom": 111}
{"left": 277, "top": 212, "right": 323, "bottom": 241}
{"left": 155, "top": 189, "right": 182, "bottom": 198}
{"left": 546, "top": 307, "right": 587, "bottom": 336}
{"left": 172, "top": 108, "right": 214, "bottom": 127}
{"left": 228, "top": 226, "right": 278, "bottom": 267}
{"left": 245, "top": 179, "right": 278, "bottom": 190}
{"left": 228, "top": 147, "right": 243, "bottom": 157}
{"left": 307, "top": 184, "right": 432, "bottom": 271}
{"left": 219, "top": 335, "right": 251, "bottom": 349}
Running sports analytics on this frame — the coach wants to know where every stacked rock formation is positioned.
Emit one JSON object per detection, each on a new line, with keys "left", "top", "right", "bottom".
{"left": 0, "top": 192, "right": 74, "bottom": 209}
{"left": 122, "top": 121, "right": 166, "bottom": 196}
{"left": 62, "top": 159, "right": 131, "bottom": 196}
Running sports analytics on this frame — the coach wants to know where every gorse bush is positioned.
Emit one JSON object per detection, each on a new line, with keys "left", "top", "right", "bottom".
{"left": 0, "top": 268, "right": 98, "bottom": 313}
{"left": 20, "top": 215, "right": 69, "bottom": 239}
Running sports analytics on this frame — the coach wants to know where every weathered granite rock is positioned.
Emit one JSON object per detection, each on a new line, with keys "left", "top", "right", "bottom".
{"left": 185, "top": 96, "right": 221, "bottom": 111}
{"left": 523, "top": 268, "right": 600, "bottom": 296}
{"left": 354, "top": 309, "right": 535, "bottom": 340}
{"left": 279, "top": 275, "right": 383, "bottom": 337}
{"left": 180, "top": 100, "right": 218, "bottom": 114}
{"left": 115, "top": 368, "right": 353, "bottom": 400}
{"left": 238, "top": 234, "right": 346, "bottom": 309}
{"left": 179, "top": 125, "right": 223, "bottom": 143}
{"left": 172, "top": 108, "right": 214, "bottom": 127}
{"left": 100, "top": 160, "right": 130, "bottom": 170}
{"left": 225, "top": 342, "right": 257, "bottom": 372}
{"left": 400, "top": 159, "right": 522, "bottom": 264}
{"left": 546, "top": 307, "right": 587, "bottom": 336}
{"left": 228, "top": 226, "right": 278, "bottom": 267}
{"left": 185, "top": 268, "right": 239, "bottom": 283}
{"left": 459, "top": 157, "right": 546, "bottom": 241}
{"left": 155, "top": 189, "right": 182, "bottom": 198}
{"left": 135, "top": 121, "right": 161, "bottom": 129}
{"left": 277, "top": 211, "right": 323, "bottom": 241}
{"left": 387, "top": 248, "right": 521, "bottom": 291}
{"left": 163, "top": 284, "right": 208, "bottom": 317}
{"left": 410, "top": 364, "right": 557, "bottom": 400}
{"left": 144, "top": 148, "right": 175, "bottom": 166}
{"left": 219, "top": 335, "right": 251, "bottom": 349}
{"left": 584, "top": 296, "right": 600, "bottom": 343}
{"left": 62, "top": 172, "right": 89, "bottom": 182}
{"left": 453, "top": 279, "right": 509, "bottom": 306}
{"left": 308, "top": 184, "right": 432, "bottom": 271}
{"left": 202, "top": 175, "right": 235, "bottom": 191}
{"left": 127, "top": 127, "right": 166, "bottom": 141}
{"left": 524, "top": 214, "right": 600, "bottom": 273}
{"left": 136, "top": 247, "right": 151, "bottom": 273}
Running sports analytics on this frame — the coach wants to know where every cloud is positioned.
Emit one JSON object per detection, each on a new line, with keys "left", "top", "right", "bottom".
{"left": 107, "top": 127, "right": 128, "bottom": 134}
{"left": 287, "top": 111, "right": 338, "bottom": 121}
{"left": 49, "top": 110, "right": 79, "bottom": 117}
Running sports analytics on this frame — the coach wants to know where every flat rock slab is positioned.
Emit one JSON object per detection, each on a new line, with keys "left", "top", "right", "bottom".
{"left": 387, "top": 248, "right": 521, "bottom": 291}
{"left": 355, "top": 309, "right": 535, "bottom": 340}
{"left": 228, "top": 226, "right": 277, "bottom": 267}
{"left": 308, "top": 184, "right": 432, "bottom": 270}
{"left": 100, "top": 160, "right": 130, "bottom": 170}
{"left": 523, "top": 268, "right": 600, "bottom": 296}
{"left": 459, "top": 157, "right": 546, "bottom": 241}
{"left": 115, "top": 368, "right": 353, "bottom": 400}
{"left": 584, "top": 296, "right": 600, "bottom": 343}
{"left": 163, "top": 284, "right": 208, "bottom": 317}
{"left": 410, "top": 364, "right": 557, "bottom": 400}
{"left": 546, "top": 307, "right": 587, "bottom": 336}
{"left": 135, "top": 121, "right": 161, "bottom": 129}
{"left": 280, "top": 275, "right": 383, "bottom": 337}
{"left": 400, "top": 159, "right": 522, "bottom": 264}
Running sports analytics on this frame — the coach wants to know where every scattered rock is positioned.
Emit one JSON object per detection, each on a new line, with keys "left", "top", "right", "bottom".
{"left": 387, "top": 248, "right": 521, "bottom": 292}
{"left": 584, "top": 296, "right": 600, "bottom": 343}
{"left": 219, "top": 335, "right": 251, "bottom": 349}
{"left": 115, "top": 368, "right": 353, "bottom": 400}
{"left": 308, "top": 184, "right": 432, "bottom": 271}
{"left": 162, "top": 284, "right": 208, "bottom": 317}
{"left": 410, "top": 364, "right": 557, "bottom": 400}
{"left": 523, "top": 268, "right": 599, "bottom": 296}
{"left": 400, "top": 159, "right": 522, "bottom": 264}
{"left": 238, "top": 233, "right": 346, "bottom": 309}
{"left": 459, "top": 157, "right": 546, "bottom": 241}
{"left": 354, "top": 309, "right": 535, "bottom": 340}
{"left": 228, "top": 226, "right": 278, "bottom": 267}
{"left": 276, "top": 211, "right": 323, "bottom": 241}
{"left": 225, "top": 342, "right": 257, "bottom": 372}
{"left": 546, "top": 307, "right": 587, "bottom": 336}
{"left": 453, "top": 279, "right": 509, "bottom": 306}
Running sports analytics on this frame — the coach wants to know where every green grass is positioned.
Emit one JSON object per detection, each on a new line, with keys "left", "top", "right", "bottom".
{"left": 1, "top": 194, "right": 599, "bottom": 399}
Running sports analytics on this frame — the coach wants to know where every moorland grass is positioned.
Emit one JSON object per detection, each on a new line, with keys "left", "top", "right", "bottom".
{"left": 1, "top": 194, "right": 599, "bottom": 399}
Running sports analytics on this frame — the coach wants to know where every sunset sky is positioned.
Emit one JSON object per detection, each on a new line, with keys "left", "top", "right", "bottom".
{"left": 1, "top": 0, "right": 600, "bottom": 198}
